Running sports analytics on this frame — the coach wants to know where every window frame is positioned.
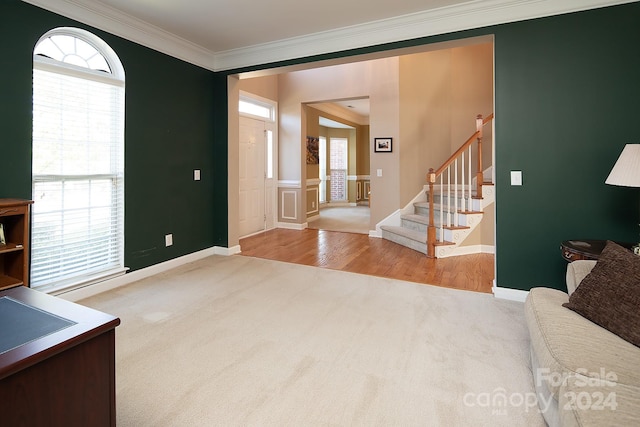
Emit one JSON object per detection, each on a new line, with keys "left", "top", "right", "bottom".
{"left": 31, "top": 27, "right": 126, "bottom": 294}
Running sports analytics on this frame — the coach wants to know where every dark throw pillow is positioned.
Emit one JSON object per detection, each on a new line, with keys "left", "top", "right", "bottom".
{"left": 563, "top": 240, "right": 640, "bottom": 348}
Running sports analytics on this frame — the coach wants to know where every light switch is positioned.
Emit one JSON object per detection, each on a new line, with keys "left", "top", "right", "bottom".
{"left": 194, "top": 169, "right": 201, "bottom": 181}
{"left": 510, "top": 170, "right": 522, "bottom": 186}
{"left": 377, "top": 169, "right": 383, "bottom": 177}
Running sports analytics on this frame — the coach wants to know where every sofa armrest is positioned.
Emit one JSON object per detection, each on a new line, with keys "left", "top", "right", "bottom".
{"left": 566, "top": 260, "right": 597, "bottom": 295}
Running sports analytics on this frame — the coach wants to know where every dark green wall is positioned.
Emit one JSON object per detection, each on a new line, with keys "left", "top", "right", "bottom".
{"left": 3, "top": 1, "right": 638, "bottom": 291}
{"left": 493, "top": 5, "right": 640, "bottom": 290}
{"left": 0, "top": 1, "right": 226, "bottom": 272}
{"left": 224, "top": 2, "right": 640, "bottom": 292}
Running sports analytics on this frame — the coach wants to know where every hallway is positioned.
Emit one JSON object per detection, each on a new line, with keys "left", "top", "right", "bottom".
{"left": 239, "top": 228, "right": 494, "bottom": 293}
{"left": 307, "top": 205, "right": 370, "bottom": 234}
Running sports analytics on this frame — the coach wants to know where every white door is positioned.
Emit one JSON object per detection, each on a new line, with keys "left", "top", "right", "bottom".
{"left": 239, "top": 117, "right": 266, "bottom": 237}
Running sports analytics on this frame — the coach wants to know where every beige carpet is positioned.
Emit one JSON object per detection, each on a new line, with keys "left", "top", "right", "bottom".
{"left": 308, "top": 205, "right": 370, "bottom": 234}
{"left": 79, "top": 255, "right": 544, "bottom": 426}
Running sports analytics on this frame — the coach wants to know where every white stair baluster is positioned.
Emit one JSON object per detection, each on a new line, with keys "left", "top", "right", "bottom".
{"left": 461, "top": 152, "right": 466, "bottom": 212}
{"left": 454, "top": 158, "right": 459, "bottom": 227}
{"left": 439, "top": 175, "right": 443, "bottom": 242}
{"left": 447, "top": 166, "right": 451, "bottom": 227}
{"left": 468, "top": 146, "right": 472, "bottom": 211}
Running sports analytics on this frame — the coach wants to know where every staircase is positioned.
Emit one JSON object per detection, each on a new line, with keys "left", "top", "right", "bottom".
{"left": 380, "top": 178, "right": 494, "bottom": 257}
{"left": 380, "top": 114, "right": 494, "bottom": 258}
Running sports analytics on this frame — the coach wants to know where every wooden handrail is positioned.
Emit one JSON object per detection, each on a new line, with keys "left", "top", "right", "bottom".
{"left": 425, "top": 113, "right": 494, "bottom": 258}
{"left": 434, "top": 131, "right": 480, "bottom": 177}
{"left": 432, "top": 114, "right": 493, "bottom": 177}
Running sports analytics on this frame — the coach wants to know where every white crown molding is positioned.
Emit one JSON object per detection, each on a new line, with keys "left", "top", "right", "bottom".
{"left": 213, "top": 0, "right": 635, "bottom": 70}
{"left": 22, "top": 0, "right": 216, "bottom": 70}
{"left": 22, "top": 0, "right": 636, "bottom": 72}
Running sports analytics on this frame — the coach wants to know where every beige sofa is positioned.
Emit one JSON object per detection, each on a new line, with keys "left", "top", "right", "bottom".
{"left": 524, "top": 260, "right": 640, "bottom": 426}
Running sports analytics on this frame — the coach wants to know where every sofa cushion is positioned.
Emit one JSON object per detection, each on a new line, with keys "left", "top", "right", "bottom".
{"left": 559, "top": 375, "right": 640, "bottom": 427}
{"left": 565, "top": 260, "right": 597, "bottom": 295}
{"left": 562, "top": 241, "right": 640, "bottom": 348}
{"left": 525, "top": 288, "right": 640, "bottom": 401}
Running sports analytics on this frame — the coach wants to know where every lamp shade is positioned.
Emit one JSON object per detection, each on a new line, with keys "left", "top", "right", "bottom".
{"left": 605, "top": 144, "right": 640, "bottom": 187}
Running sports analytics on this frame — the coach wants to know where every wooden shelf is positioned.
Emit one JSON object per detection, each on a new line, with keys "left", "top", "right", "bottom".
{"left": 0, "top": 274, "right": 23, "bottom": 290}
{"left": 0, "top": 243, "right": 24, "bottom": 255}
{"left": 0, "top": 199, "right": 33, "bottom": 288}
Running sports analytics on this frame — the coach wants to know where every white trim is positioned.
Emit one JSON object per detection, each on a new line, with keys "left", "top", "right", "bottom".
{"left": 325, "top": 202, "right": 357, "bottom": 207}
{"left": 221, "top": 245, "right": 242, "bottom": 255}
{"left": 347, "top": 175, "right": 358, "bottom": 181}
{"left": 306, "top": 187, "right": 319, "bottom": 214}
{"left": 448, "top": 244, "right": 495, "bottom": 256}
{"left": 23, "top": 0, "right": 215, "bottom": 71}
{"left": 492, "top": 286, "right": 529, "bottom": 302}
{"left": 23, "top": 0, "right": 634, "bottom": 71}
{"left": 34, "top": 26, "right": 126, "bottom": 82}
{"left": 278, "top": 180, "right": 301, "bottom": 189}
{"left": 356, "top": 175, "right": 371, "bottom": 180}
{"left": 213, "top": 0, "right": 636, "bottom": 70}
{"left": 281, "top": 190, "right": 298, "bottom": 220}
{"left": 57, "top": 246, "right": 223, "bottom": 302}
{"left": 277, "top": 221, "right": 307, "bottom": 230}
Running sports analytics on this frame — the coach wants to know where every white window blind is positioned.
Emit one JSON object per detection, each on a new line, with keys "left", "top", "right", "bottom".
{"left": 32, "top": 30, "right": 125, "bottom": 293}
{"left": 329, "top": 138, "right": 348, "bottom": 201}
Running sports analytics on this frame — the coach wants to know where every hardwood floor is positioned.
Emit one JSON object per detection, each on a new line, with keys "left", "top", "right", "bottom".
{"left": 239, "top": 228, "right": 494, "bottom": 293}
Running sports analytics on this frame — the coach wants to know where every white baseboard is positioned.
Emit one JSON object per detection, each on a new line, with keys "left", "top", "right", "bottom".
{"left": 58, "top": 246, "right": 229, "bottom": 302}
{"left": 221, "top": 245, "right": 241, "bottom": 255}
{"left": 277, "top": 221, "right": 307, "bottom": 230}
{"left": 492, "top": 286, "right": 529, "bottom": 302}
{"left": 450, "top": 244, "right": 495, "bottom": 256}
{"left": 369, "top": 229, "right": 381, "bottom": 238}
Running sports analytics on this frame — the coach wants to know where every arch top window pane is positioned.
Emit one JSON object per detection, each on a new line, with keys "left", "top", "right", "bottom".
{"left": 35, "top": 33, "right": 113, "bottom": 74}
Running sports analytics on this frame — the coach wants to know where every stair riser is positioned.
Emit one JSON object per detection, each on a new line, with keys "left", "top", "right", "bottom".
{"left": 413, "top": 207, "right": 471, "bottom": 227}
{"left": 381, "top": 230, "right": 427, "bottom": 254}
{"left": 401, "top": 218, "right": 428, "bottom": 233}
{"left": 429, "top": 195, "right": 482, "bottom": 211}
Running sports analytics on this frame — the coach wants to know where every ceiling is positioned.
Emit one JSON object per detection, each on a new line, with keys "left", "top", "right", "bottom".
{"left": 25, "top": 0, "right": 631, "bottom": 71}
{"left": 82, "top": 0, "right": 466, "bottom": 53}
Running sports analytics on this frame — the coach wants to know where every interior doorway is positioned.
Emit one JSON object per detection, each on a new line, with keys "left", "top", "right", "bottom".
{"left": 308, "top": 107, "right": 371, "bottom": 234}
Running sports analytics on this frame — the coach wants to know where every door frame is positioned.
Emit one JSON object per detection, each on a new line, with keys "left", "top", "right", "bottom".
{"left": 238, "top": 91, "right": 278, "bottom": 237}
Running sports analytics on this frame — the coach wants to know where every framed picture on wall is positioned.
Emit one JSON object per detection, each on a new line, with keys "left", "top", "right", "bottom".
{"left": 374, "top": 137, "right": 392, "bottom": 153}
{"left": 306, "top": 136, "right": 319, "bottom": 164}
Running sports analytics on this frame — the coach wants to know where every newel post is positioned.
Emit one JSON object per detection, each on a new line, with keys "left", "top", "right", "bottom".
{"left": 475, "top": 114, "right": 484, "bottom": 199}
{"left": 427, "top": 168, "right": 437, "bottom": 258}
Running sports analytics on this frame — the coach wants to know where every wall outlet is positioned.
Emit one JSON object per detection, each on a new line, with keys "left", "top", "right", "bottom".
{"left": 194, "top": 169, "right": 201, "bottom": 181}
{"left": 165, "top": 234, "right": 173, "bottom": 247}
{"left": 312, "top": 201, "right": 315, "bottom": 208}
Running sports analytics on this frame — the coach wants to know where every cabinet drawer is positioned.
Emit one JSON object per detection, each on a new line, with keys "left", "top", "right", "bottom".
{"left": 0, "top": 205, "right": 27, "bottom": 218}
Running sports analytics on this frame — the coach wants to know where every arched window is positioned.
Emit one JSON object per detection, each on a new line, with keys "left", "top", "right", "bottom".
{"left": 32, "top": 28, "right": 125, "bottom": 293}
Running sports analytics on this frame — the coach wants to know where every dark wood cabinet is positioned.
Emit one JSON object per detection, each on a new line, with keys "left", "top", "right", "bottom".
{"left": 0, "top": 199, "right": 33, "bottom": 290}
{"left": 0, "top": 286, "right": 120, "bottom": 426}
